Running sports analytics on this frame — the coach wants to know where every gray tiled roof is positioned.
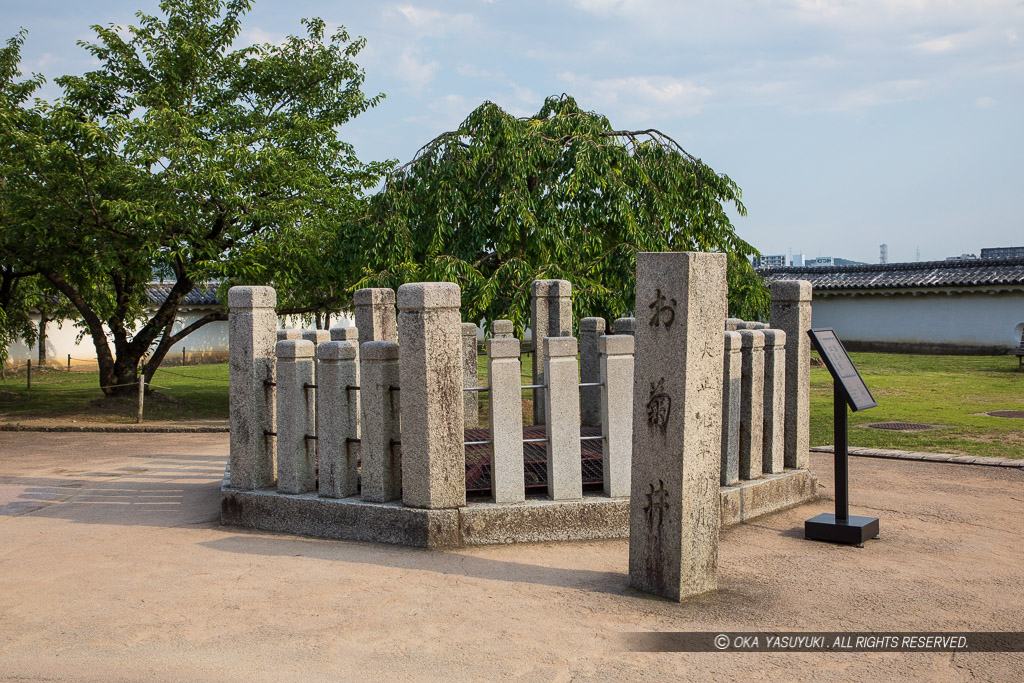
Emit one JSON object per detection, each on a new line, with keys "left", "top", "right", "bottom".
{"left": 145, "top": 282, "right": 221, "bottom": 306}
{"left": 757, "top": 258, "right": 1024, "bottom": 291}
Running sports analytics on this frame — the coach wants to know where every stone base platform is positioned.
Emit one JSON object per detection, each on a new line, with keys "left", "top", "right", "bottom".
{"left": 221, "top": 467, "right": 818, "bottom": 548}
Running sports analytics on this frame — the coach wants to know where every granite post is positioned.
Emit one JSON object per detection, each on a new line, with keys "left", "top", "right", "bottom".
{"left": 580, "top": 317, "right": 605, "bottom": 427}
{"left": 725, "top": 318, "right": 743, "bottom": 332}
{"left": 316, "top": 341, "right": 359, "bottom": 498}
{"left": 738, "top": 330, "right": 765, "bottom": 480}
{"left": 531, "top": 280, "right": 572, "bottom": 425}
{"left": 721, "top": 331, "right": 742, "bottom": 486}
{"left": 600, "top": 334, "right": 634, "bottom": 497}
{"left": 302, "top": 329, "right": 331, "bottom": 438}
{"left": 360, "top": 341, "right": 402, "bottom": 502}
{"left": 302, "top": 329, "right": 331, "bottom": 346}
{"left": 277, "top": 329, "right": 302, "bottom": 341}
{"left": 487, "top": 337, "right": 526, "bottom": 503}
{"left": 462, "top": 322, "right": 480, "bottom": 428}
{"left": 354, "top": 288, "right": 398, "bottom": 347}
{"left": 769, "top": 280, "right": 812, "bottom": 469}
{"left": 612, "top": 317, "right": 635, "bottom": 336}
{"left": 330, "top": 326, "right": 359, "bottom": 343}
{"left": 492, "top": 319, "right": 514, "bottom": 338}
{"left": 628, "top": 252, "right": 726, "bottom": 601}
{"left": 397, "top": 283, "right": 466, "bottom": 509}
{"left": 330, "top": 326, "right": 360, "bottom": 438}
{"left": 228, "top": 286, "right": 277, "bottom": 490}
{"left": 762, "top": 329, "right": 787, "bottom": 474}
{"left": 275, "top": 339, "right": 316, "bottom": 494}
{"left": 544, "top": 336, "right": 583, "bottom": 501}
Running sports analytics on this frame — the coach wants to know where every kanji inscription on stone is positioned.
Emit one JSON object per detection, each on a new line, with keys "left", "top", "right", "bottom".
{"left": 647, "top": 288, "right": 677, "bottom": 329}
{"left": 646, "top": 377, "right": 671, "bottom": 431}
{"left": 644, "top": 479, "right": 670, "bottom": 525}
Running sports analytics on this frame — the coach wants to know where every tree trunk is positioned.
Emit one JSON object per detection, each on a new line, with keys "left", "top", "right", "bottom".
{"left": 37, "top": 312, "right": 47, "bottom": 365}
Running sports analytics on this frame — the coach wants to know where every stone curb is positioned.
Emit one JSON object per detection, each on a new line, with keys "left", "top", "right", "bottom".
{"left": 0, "top": 424, "right": 229, "bottom": 434}
{"left": 811, "top": 445, "right": 1024, "bottom": 469}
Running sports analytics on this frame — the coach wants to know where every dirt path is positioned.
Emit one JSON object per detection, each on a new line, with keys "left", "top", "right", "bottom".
{"left": 1, "top": 432, "right": 1021, "bottom": 681}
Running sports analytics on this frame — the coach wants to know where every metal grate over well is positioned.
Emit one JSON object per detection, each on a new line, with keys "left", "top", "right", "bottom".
{"left": 863, "top": 421, "right": 938, "bottom": 432}
{"left": 464, "top": 425, "right": 605, "bottom": 494}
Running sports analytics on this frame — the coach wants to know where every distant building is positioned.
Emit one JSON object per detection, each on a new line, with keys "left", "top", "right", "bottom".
{"left": 803, "top": 256, "right": 866, "bottom": 267}
{"left": 946, "top": 253, "right": 978, "bottom": 261}
{"left": 752, "top": 254, "right": 786, "bottom": 268}
{"left": 758, "top": 257, "right": 1024, "bottom": 355}
{"left": 791, "top": 253, "right": 805, "bottom": 267}
{"left": 981, "top": 246, "right": 1024, "bottom": 260}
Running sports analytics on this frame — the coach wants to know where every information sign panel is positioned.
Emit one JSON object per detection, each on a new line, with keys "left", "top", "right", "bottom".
{"left": 808, "top": 329, "right": 877, "bottom": 412}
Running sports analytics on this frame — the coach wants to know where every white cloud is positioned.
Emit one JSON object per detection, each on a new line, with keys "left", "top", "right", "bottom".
{"left": 241, "top": 27, "right": 287, "bottom": 47}
{"left": 395, "top": 47, "right": 439, "bottom": 90}
{"left": 974, "top": 96, "right": 998, "bottom": 108}
{"left": 561, "top": 73, "right": 711, "bottom": 120}
{"left": 826, "top": 79, "right": 929, "bottom": 112}
{"left": 385, "top": 5, "right": 479, "bottom": 37}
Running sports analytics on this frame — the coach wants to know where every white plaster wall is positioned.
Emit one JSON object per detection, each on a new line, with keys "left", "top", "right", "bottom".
{"left": 811, "top": 290, "right": 1024, "bottom": 351}
{"left": 5, "top": 309, "right": 357, "bottom": 367}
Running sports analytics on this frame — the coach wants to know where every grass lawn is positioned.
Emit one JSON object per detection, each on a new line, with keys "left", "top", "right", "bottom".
{"left": 0, "top": 363, "right": 230, "bottom": 423}
{"left": 2, "top": 352, "right": 1022, "bottom": 459}
{"left": 811, "top": 353, "right": 1024, "bottom": 459}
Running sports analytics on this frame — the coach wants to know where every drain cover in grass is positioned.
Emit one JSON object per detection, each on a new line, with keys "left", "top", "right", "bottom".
{"left": 984, "top": 410, "right": 1024, "bottom": 419}
{"left": 860, "top": 421, "right": 941, "bottom": 432}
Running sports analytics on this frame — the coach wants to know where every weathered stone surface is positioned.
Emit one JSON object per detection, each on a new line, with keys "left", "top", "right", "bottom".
{"left": 221, "top": 486, "right": 461, "bottom": 548}
{"left": 275, "top": 339, "right": 315, "bottom": 495}
{"left": 531, "top": 279, "right": 572, "bottom": 425}
{"left": 228, "top": 286, "right": 277, "bottom": 490}
{"left": 328, "top": 326, "right": 360, "bottom": 439}
{"left": 397, "top": 282, "right": 466, "bottom": 509}
{"left": 738, "top": 330, "right": 765, "bottom": 480}
{"left": 770, "top": 280, "right": 812, "bottom": 469}
{"left": 628, "top": 252, "right": 726, "bottom": 601}
{"left": 316, "top": 341, "right": 359, "bottom": 498}
{"left": 761, "top": 329, "right": 787, "bottom": 475}
{"left": 276, "top": 329, "right": 302, "bottom": 341}
{"left": 223, "top": 464, "right": 817, "bottom": 547}
{"left": 721, "top": 331, "right": 742, "bottom": 486}
{"left": 580, "top": 317, "right": 605, "bottom": 427}
{"left": 725, "top": 318, "right": 743, "bottom": 332}
{"left": 492, "top": 319, "right": 514, "bottom": 338}
{"left": 301, "top": 329, "right": 331, "bottom": 346}
{"left": 544, "top": 336, "right": 583, "bottom": 501}
{"left": 718, "top": 469, "right": 818, "bottom": 527}
{"left": 612, "top": 317, "right": 635, "bottom": 336}
{"left": 354, "top": 288, "right": 397, "bottom": 347}
{"left": 329, "top": 326, "right": 359, "bottom": 342}
{"left": 487, "top": 337, "right": 525, "bottom": 503}
{"left": 462, "top": 322, "right": 480, "bottom": 428}
{"left": 600, "top": 334, "right": 633, "bottom": 497}
{"left": 359, "top": 341, "right": 401, "bottom": 503}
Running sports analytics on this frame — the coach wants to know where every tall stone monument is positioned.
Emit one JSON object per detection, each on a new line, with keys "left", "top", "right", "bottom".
{"left": 628, "top": 252, "right": 727, "bottom": 601}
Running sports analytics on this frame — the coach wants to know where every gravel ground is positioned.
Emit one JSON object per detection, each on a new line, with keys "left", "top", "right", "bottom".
{"left": 1, "top": 431, "right": 1021, "bottom": 681}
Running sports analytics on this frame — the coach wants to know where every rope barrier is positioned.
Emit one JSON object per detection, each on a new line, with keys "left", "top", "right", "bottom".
{"left": 152, "top": 368, "right": 229, "bottom": 382}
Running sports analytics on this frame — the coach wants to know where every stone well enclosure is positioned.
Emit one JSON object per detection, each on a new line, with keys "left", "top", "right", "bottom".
{"left": 221, "top": 276, "right": 817, "bottom": 548}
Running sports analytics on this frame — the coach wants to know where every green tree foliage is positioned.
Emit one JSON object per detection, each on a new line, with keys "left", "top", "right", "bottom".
{"left": 358, "top": 95, "right": 767, "bottom": 332}
{"left": 1, "top": 1, "right": 385, "bottom": 393}
{"left": 0, "top": 30, "right": 47, "bottom": 366}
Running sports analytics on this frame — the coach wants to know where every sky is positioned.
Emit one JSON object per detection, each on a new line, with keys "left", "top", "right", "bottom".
{"left": 5, "top": 0, "right": 1023, "bottom": 264}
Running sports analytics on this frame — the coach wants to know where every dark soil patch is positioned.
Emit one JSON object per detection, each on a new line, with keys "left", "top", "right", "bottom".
{"left": 89, "top": 391, "right": 182, "bottom": 412}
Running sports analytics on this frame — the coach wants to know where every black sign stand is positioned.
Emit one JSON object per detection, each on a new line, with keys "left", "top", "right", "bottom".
{"left": 804, "top": 329, "right": 880, "bottom": 545}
